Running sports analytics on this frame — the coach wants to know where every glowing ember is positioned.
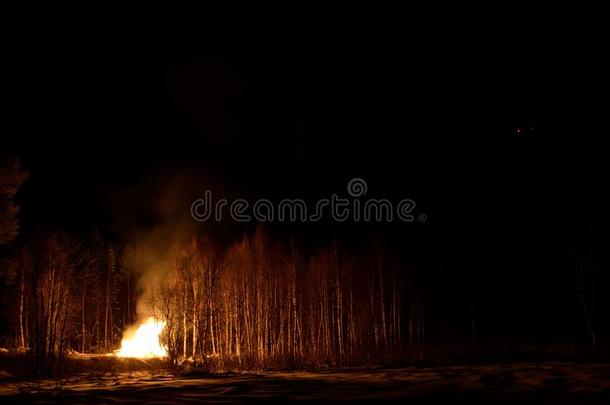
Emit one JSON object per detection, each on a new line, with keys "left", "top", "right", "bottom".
{"left": 115, "top": 317, "right": 167, "bottom": 358}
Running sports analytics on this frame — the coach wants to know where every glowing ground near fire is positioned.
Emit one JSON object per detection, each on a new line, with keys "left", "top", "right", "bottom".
{"left": 115, "top": 317, "right": 167, "bottom": 358}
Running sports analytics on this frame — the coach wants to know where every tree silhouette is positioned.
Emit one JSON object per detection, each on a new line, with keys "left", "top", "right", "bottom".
{"left": 0, "top": 157, "right": 28, "bottom": 245}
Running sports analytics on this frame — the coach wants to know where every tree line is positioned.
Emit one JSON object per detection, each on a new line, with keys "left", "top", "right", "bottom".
{"left": 1, "top": 229, "right": 134, "bottom": 376}
{"left": 0, "top": 227, "right": 425, "bottom": 376}
{"left": 1, "top": 158, "right": 606, "bottom": 376}
{"left": 148, "top": 230, "right": 420, "bottom": 370}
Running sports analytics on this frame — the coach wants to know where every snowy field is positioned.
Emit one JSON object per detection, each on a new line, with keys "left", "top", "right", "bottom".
{"left": 1, "top": 362, "right": 609, "bottom": 403}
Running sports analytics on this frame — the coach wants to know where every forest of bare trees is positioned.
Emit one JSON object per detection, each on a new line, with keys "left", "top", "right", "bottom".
{"left": 1, "top": 227, "right": 424, "bottom": 375}
{"left": 1, "top": 156, "right": 608, "bottom": 380}
{"left": 148, "top": 230, "right": 410, "bottom": 369}
{"left": 1, "top": 158, "right": 605, "bottom": 378}
{"left": 2, "top": 229, "right": 132, "bottom": 376}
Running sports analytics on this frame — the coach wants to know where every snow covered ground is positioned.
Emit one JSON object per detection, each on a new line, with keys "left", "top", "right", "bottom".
{"left": 1, "top": 362, "right": 609, "bottom": 403}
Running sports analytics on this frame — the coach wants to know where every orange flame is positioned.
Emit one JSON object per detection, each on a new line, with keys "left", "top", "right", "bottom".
{"left": 115, "top": 317, "right": 167, "bottom": 358}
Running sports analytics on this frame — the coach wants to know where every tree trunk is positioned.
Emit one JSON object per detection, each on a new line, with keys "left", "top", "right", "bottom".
{"left": 19, "top": 268, "right": 26, "bottom": 350}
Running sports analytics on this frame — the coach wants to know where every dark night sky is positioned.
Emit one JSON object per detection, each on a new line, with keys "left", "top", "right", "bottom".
{"left": 4, "top": 6, "right": 609, "bottom": 338}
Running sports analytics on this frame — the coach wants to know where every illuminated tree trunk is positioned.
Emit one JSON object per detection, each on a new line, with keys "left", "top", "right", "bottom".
{"left": 81, "top": 287, "right": 86, "bottom": 352}
{"left": 209, "top": 301, "right": 216, "bottom": 355}
{"left": 104, "top": 271, "right": 109, "bottom": 350}
{"left": 183, "top": 312, "right": 187, "bottom": 359}
{"left": 104, "top": 246, "right": 115, "bottom": 351}
{"left": 19, "top": 266, "right": 26, "bottom": 350}
{"left": 336, "top": 264, "right": 344, "bottom": 360}
{"left": 233, "top": 293, "right": 241, "bottom": 361}
{"left": 192, "top": 283, "right": 198, "bottom": 358}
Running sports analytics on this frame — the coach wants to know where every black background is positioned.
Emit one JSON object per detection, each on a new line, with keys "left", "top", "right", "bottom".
{"left": 4, "top": 6, "right": 609, "bottom": 342}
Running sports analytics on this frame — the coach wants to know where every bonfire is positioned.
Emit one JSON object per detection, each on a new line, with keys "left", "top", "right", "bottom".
{"left": 115, "top": 317, "right": 167, "bottom": 358}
